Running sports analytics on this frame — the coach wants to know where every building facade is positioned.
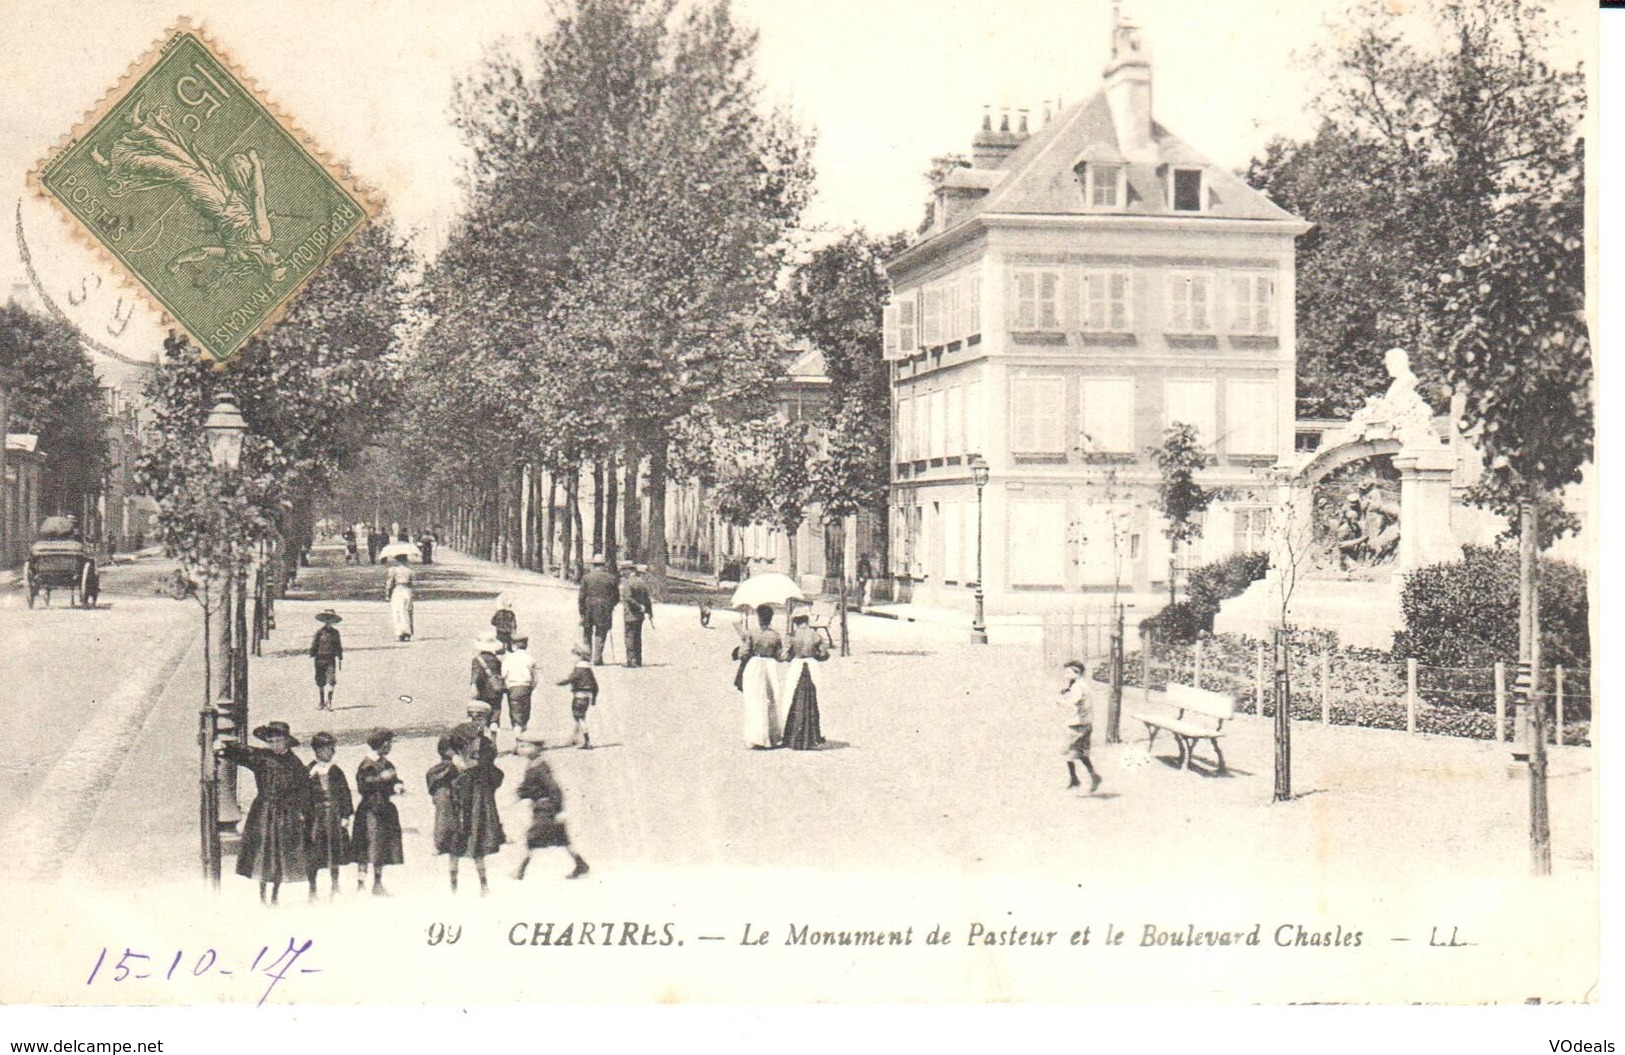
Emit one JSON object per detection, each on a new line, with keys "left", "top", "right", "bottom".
{"left": 884, "top": 15, "right": 1308, "bottom": 614}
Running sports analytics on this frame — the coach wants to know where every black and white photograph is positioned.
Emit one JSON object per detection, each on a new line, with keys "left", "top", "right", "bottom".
{"left": 0, "top": 0, "right": 1604, "bottom": 1032}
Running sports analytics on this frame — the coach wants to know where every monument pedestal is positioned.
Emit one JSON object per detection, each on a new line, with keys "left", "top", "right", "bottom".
{"left": 1215, "top": 574, "right": 1403, "bottom": 651}
{"left": 1395, "top": 448, "right": 1460, "bottom": 570}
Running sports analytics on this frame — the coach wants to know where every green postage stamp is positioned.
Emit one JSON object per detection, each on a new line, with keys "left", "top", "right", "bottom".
{"left": 30, "top": 20, "right": 375, "bottom": 364}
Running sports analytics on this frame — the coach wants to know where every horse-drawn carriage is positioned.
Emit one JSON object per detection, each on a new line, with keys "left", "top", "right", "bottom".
{"left": 23, "top": 516, "right": 99, "bottom": 609}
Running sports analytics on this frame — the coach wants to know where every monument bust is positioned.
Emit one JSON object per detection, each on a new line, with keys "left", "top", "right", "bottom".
{"left": 1345, "top": 348, "right": 1437, "bottom": 449}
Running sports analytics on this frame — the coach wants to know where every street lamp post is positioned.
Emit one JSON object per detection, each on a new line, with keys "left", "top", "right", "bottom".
{"left": 970, "top": 455, "right": 989, "bottom": 645}
{"left": 204, "top": 394, "right": 247, "bottom": 841}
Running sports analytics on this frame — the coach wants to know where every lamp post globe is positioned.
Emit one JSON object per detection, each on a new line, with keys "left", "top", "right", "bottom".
{"left": 970, "top": 455, "right": 989, "bottom": 645}
{"left": 204, "top": 394, "right": 247, "bottom": 470}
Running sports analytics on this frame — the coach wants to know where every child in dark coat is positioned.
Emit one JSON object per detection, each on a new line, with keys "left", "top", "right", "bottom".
{"left": 306, "top": 732, "right": 353, "bottom": 899}
{"left": 512, "top": 730, "right": 589, "bottom": 880}
{"left": 449, "top": 721, "right": 506, "bottom": 895}
{"left": 558, "top": 645, "right": 599, "bottom": 749}
{"left": 426, "top": 734, "right": 460, "bottom": 864}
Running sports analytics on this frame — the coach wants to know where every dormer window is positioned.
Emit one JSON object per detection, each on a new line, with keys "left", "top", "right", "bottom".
{"left": 1087, "top": 163, "right": 1124, "bottom": 208}
{"left": 1171, "top": 167, "right": 1204, "bottom": 212}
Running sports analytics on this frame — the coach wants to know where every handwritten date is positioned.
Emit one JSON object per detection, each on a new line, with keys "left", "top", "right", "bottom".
{"left": 85, "top": 938, "right": 320, "bottom": 1006}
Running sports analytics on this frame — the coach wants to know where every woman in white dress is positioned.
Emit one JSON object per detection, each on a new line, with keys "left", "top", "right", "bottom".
{"left": 734, "top": 604, "right": 784, "bottom": 748}
{"left": 386, "top": 554, "right": 414, "bottom": 641}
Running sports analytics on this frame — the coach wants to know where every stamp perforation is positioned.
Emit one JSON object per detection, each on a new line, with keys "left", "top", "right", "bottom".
{"left": 26, "top": 17, "right": 383, "bottom": 369}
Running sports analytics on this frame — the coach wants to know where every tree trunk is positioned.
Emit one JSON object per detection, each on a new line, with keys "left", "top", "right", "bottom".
{"left": 570, "top": 469, "right": 586, "bottom": 578}
{"left": 786, "top": 524, "right": 800, "bottom": 579}
{"left": 1523, "top": 498, "right": 1551, "bottom": 875}
{"left": 646, "top": 441, "right": 670, "bottom": 600}
{"left": 622, "top": 438, "right": 642, "bottom": 564}
{"left": 591, "top": 462, "right": 604, "bottom": 559}
{"left": 1272, "top": 627, "right": 1291, "bottom": 802}
{"left": 544, "top": 471, "right": 558, "bottom": 575}
{"left": 604, "top": 452, "right": 620, "bottom": 572}
{"left": 838, "top": 555, "right": 851, "bottom": 653}
{"left": 1169, "top": 542, "right": 1178, "bottom": 607}
{"left": 561, "top": 469, "right": 577, "bottom": 580}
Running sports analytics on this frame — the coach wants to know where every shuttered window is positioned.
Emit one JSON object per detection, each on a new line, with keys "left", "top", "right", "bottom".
{"left": 1163, "top": 379, "right": 1216, "bottom": 448}
{"left": 1010, "top": 376, "right": 1066, "bottom": 455}
{"left": 1226, "top": 380, "right": 1277, "bottom": 456}
{"left": 1167, "top": 272, "right": 1213, "bottom": 333}
{"left": 1081, "top": 377, "right": 1135, "bottom": 454}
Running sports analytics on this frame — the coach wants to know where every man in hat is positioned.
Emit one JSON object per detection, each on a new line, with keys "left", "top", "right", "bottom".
{"left": 577, "top": 554, "right": 620, "bottom": 666}
{"left": 619, "top": 563, "right": 654, "bottom": 668}
{"left": 470, "top": 634, "right": 506, "bottom": 724}
{"left": 309, "top": 610, "right": 344, "bottom": 710}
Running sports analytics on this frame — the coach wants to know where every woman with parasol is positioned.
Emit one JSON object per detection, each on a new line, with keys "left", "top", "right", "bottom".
{"left": 309, "top": 610, "right": 344, "bottom": 711}
{"left": 728, "top": 573, "right": 804, "bottom": 749}
{"left": 216, "top": 720, "right": 313, "bottom": 906}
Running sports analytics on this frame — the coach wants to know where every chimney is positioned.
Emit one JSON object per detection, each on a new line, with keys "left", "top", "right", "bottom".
{"left": 1103, "top": 8, "right": 1154, "bottom": 163}
{"left": 972, "top": 105, "right": 1030, "bottom": 169}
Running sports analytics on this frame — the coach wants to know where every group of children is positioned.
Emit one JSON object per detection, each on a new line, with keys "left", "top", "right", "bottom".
{"left": 471, "top": 598, "right": 601, "bottom": 750}
{"left": 223, "top": 710, "right": 588, "bottom": 905}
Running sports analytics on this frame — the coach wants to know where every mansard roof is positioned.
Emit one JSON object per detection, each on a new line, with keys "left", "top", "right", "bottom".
{"left": 945, "top": 90, "right": 1300, "bottom": 230}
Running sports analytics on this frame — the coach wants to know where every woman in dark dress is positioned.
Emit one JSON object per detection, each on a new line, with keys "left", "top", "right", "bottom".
{"left": 780, "top": 612, "right": 830, "bottom": 750}
{"left": 306, "top": 731, "right": 353, "bottom": 899}
{"left": 217, "top": 720, "right": 313, "bottom": 906}
{"left": 351, "top": 728, "right": 405, "bottom": 897}
{"left": 449, "top": 721, "right": 506, "bottom": 896}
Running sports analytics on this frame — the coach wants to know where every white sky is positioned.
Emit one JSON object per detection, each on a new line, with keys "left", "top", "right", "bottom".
{"left": 0, "top": 0, "right": 1592, "bottom": 368}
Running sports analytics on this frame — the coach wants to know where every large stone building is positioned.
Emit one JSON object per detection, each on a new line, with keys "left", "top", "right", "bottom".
{"left": 882, "top": 13, "right": 1307, "bottom": 614}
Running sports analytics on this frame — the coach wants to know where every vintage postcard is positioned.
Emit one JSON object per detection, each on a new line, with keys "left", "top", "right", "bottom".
{"left": 0, "top": 0, "right": 1602, "bottom": 1028}
{"left": 28, "top": 21, "right": 373, "bottom": 364}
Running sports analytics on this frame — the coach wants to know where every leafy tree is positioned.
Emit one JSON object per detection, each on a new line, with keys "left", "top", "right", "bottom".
{"left": 704, "top": 416, "right": 814, "bottom": 577}
{"left": 1149, "top": 422, "right": 1214, "bottom": 605}
{"left": 139, "top": 216, "right": 410, "bottom": 584}
{"left": 1245, "top": 0, "right": 1583, "bottom": 416}
{"left": 1434, "top": 180, "right": 1588, "bottom": 875}
{"left": 785, "top": 227, "right": 910, "bottom": 643}
{"left": 413, "top": 0, "right": 814, "bottom": 583}
{"left": 0, "top": 302, "right": 108, "bottom": 518}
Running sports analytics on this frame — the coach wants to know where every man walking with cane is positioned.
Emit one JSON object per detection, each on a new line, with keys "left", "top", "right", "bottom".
{"left": 620, "top": 563, "right": 654, "bottom": 668}
{"left": 577, "top": 554, "right": 619, "bottom": 666}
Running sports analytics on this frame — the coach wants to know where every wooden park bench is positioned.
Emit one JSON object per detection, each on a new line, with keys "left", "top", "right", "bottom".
{"left": 1132, "top": 683, "right": 1235, "bottom": 774}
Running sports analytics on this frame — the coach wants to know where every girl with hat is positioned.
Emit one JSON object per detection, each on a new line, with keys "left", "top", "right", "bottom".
{"left": 306, "top": 731, "right": 353, "bottom": 900}
{"left": 216, "top": 720, "right": 314, "bottom": 906}
{"left": 449, "top": 721, "right": 506, "bottom": 895}
{"left": 351, "top": 729, "right": 405, "bottom": 896}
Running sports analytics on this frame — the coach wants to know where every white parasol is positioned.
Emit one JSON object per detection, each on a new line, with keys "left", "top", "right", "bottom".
{"left": 728, "top": 572, "right": 806, "bottom": 610}
{"left": 378, "top": 541, "right": 418, "bottom": 561}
